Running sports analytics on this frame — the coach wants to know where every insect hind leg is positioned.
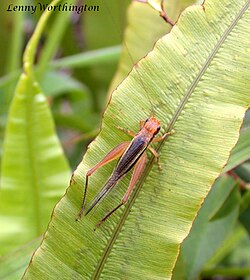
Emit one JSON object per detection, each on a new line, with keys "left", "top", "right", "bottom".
{"left": 76, "top": 142, "right": 130, "bottom": 221}
{"left": 95, "top": 152, "right": 147, "bottom": 229}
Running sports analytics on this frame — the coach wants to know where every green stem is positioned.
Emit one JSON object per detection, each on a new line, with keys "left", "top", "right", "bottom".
{"left": 202, "top": 267, "right": 250, "bottom": 277}
{"left": 4, "top": 0, "right": 24, "bottom": 103}
{"left": 23, "top": 0, "right": 62, "bottom": 74}
{"left": 36, "top": 0, "right": 75, "bottom": 78}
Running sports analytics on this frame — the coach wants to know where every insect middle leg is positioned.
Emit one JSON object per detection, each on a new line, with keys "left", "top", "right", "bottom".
{"left": 149, "top": 130, "right": 175, "bottom": 170}
{"left": 95, "top": 152, "right": 147, "bottom": 228}
{"left": 117, "top": 118, "right": 146, "bottom": 136}
{"left": 116, "top": 126, "right": 136, "bottom": 137}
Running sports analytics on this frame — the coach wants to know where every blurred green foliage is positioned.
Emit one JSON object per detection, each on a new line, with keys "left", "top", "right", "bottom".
{"left": 0, "top": 0, "right": 130, "bottom": 171}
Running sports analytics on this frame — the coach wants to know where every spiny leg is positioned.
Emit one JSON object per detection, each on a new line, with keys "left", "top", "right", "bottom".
{"left": 149, "top": 130, "right": 174, "bottom": 170}
{"left": 152, "top": 130, "right": 175, "bottom": 143}
{"left": 95, "top": 152, "right": 147, "bottom": 229}
{"left": 148, "top": 146, "right": 162, "bottom": 171}
{"left": 117, "top": 119, "right": 147, "bottom": 136}
{"left": 77, "top": 141, "right": 130, "bottom": 220}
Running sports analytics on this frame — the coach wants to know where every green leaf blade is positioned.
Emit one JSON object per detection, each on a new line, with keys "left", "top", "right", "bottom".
{"left": 0, "top": 72, "right": 70, "bottom": 256}
{"left": 109, "top": 0, "right": 195, "bottom": 93}
{"left": 0, "top": 0, "right": 71, "bottom": 258}
{"left": 179, "top": 176, "right": 240, "bottom": 279}
{"left": 24, "top": 0, "right": 250, "bottom": 279}
{"left": 224, "top": 110, "right": 250, "bottom": 172}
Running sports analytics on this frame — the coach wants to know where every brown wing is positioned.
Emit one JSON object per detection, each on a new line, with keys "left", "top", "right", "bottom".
{"left": 114, "top": 136, "right": 148, "bottom": 178}
{"left": 85, "top": 136, "right": 149, "bottom": 216}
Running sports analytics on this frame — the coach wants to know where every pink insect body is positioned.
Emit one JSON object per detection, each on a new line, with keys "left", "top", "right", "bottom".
{"left": 78, "top": 117, "right": 173, "bottom": 228}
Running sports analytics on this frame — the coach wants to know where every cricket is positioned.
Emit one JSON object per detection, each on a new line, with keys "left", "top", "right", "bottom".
{"left": 76, "top": 0, "right": 175, "bottom": 228}
{"left": 77, "top": 116, "right": 173, "bottom": 228}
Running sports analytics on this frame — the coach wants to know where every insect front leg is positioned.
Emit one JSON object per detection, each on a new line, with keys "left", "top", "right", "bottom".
{"left": 152, "top": 130, "right": 175, "bottom": 143}
{"left": 77, "top": 141, "right": 130, "bottom": 220}
{"left": 139, "top": 120, "right": 145, "bottom": 129}
{"left": 95, "top": 152, "right": 147, "bottom": 229}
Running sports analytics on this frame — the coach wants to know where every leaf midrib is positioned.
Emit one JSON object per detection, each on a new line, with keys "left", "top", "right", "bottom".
{"left": 92, "top": 1, "right": 250, "bottom": 278}
{"left": 26, "top": 78, "right": 42, "bottom": 235}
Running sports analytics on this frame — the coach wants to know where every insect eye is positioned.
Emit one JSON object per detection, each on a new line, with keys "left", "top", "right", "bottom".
{"left": 157, "top": 126, "right": 161, "bottom": 132}
{"left": 145, "top": 118, "right": 149, "bottom": 123}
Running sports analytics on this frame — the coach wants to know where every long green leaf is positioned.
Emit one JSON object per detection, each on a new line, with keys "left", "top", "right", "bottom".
{"left": 109, "top": 0, "right": 195, "bottom": 93}
{"left": 204, "top": 225, "right": 247, "bottom": 269}
{"left": 0, "top": 0, "right": 70, "bottom": 257}
{"left": 0, "top": 238, "right": 42, "bottom": 280}
{"left": 179, "top": 176, "right": 239, "bottom": 279}
{"left": 24, "top": 0, "right": 250, "bottom": 279}
{"left": 223, "top": 109, "right": 250, "bottom": 172}
{"left": 50, "top": 46, "right": 121, "bottom": 69}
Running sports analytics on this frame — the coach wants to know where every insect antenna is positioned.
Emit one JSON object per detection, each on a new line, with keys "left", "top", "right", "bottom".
{"left": 103, "top": 2, "right": 156, "bottom": 116}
